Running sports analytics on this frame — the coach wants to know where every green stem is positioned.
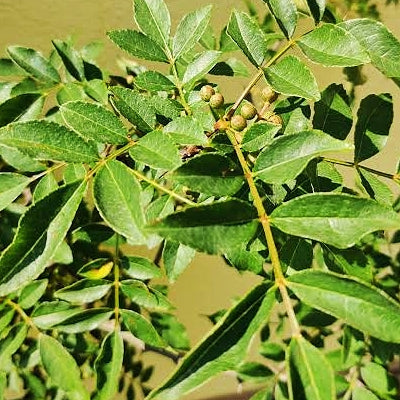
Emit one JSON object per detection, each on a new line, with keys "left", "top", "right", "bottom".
{"left": 226, "top": 128, "right": 301, "bottom": 337}
{"left": 131, "top": 169, "right": 195, "bottom": 206}
{"left": 29, "top": 162, "right": 66, "bottom": 183}
{"left": 113, "top": 234, "right": 121, "bottom": 329}
{"left": 5, "top": 299, "right": 40, "bottom": 335}
{"left": 171, "top": 62, "right": 191, "bottom": 115}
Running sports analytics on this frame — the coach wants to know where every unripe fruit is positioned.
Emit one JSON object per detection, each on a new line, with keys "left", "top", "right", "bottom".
{"left": 261, "top": 86, "right": 278, "bottom": 103}
{"left": 240, "top": 103, "right": 257, "bottom": 120}
{"left": 209, "top": 93, "right": 224, "bottom": 109}
{"left": 200, "top": 85, "right": 215, "bottom": 102}
{"left": 230, "top": 115, "right": 247, "bottom": 131}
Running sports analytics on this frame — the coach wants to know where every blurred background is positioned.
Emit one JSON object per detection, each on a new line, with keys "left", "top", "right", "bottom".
{"left": 0, "top": 0, "right": 399, "bottom": 399}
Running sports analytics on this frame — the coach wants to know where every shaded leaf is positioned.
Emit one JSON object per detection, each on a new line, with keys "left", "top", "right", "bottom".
{"left": 297, "top": 24, "right": 370, "bottom": 67}
{"left": 0, "top": 93, "right": 41, "bottom": 127}
{"left": 287, "top": 270, "right": 400, "bottom": 343}
{"left": 209, "top": 58, "right": 249, "bottom": 77}
{"left": 148, "top": 283, "right": 276, "bottom": 399}
{"left": 94, "top": 331, "right": 124, "bottom": 400}
{"left": 39, "top": 334, "right": 90, "bottom": 400}
{"left": 357, "top": 168, "right": 394, "bottom": 206}
{"left": 84, "top": 79, "right": 108, "bottom": 104}
{"left": 227, "top": 10, "right": 269, "bottom": 66}
{"left": 354, "top": 94, "right": 393, "bottom": 163}
{"left": 263, "top": 0, "right": 298, "bottom": 39}
{"left": 306, "top": 0, "right": 325, "bottom": 23}
{"left": 288, "top": 336, "right": 336, "bottom": 400}
{"left": 121, "top": 309, "right": 164, "bottom": 347}
{"left": 352, "top": 387, "right": 379, "bottom": 400}
{"left": 169, "top": 153, "right": 244, "bottom": 196}
{"left": 55, "top": 279, "right": 112, "bottom": 304}
{"left": 134, "top": 0, "right": 171, "bottom": 50}
{"left": 56, "top": 82, "right": 86, "bottom": 105}
{"left": 271, "top": 193, "right": 400, "bottom": 248}
{"left": 0, "top": 173, "right": 30, "bottom": 211}
{"left": 93, "top": 160, "right": 146, "bottom": 245}
{"left": 0, "top": 121, "right": 99, "bottom": 162}
{"left": 313, "top": 83, "right": 352, "bottom": 140}
{"left": 264, "top": 55, "right": 320, "bottom": 101}
{"left": 32, "top": 301, "right": 80, "bottom": 329}
{"left": 0, "top": 323, "right": 28, "bottom": 366}
{"left": 107, "top": 30, "right": 168, "bottom": 62}
{"left": 242, "top": 122, "right": 280, "bottom": 152}
{"left": 254, "top": 130, "right": 352, "bottom": 184}
{"left": 130, "top": 130, "right": 181, "bottom": 170}
{"left": 111, "top": 86, "right": 156, "bottom": 132}
{"left": 61, "top": 101, "right": 129, "bottom": 145}
{"left": 360, "top": 362, "right": 397, "bottom": 397}
{"left": 52, "top": 40, "right": 85, "bottom": 81}
{"left": 146, "top": 200, "right": 259, "bottom": 255}
{"left": 7, "top": 46, "right": 60, "bottom": 84}
{"left": 237, "top": 362, "right": 273, "bottom": 383}
{"left": 18, "top": 279, "right": 48, "bottom": 309}
{"left": 121, "top": 256, "right": 162, "bottom": 280}
{"left": 0, "top": 58, "right": 25, "bottom": 76}
{"left": 0, "top": 181, "right": 86, "bottom": 296}
{"left": 173, "top": 6, "right": 212, "bottom": 60}
{"left": 33, "top": 173, "right": 58, "bottom": 203}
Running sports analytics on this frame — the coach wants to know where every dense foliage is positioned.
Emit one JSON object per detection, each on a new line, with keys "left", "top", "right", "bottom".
{"left": 1, "top": 0, "right": 400, "bottom": 399}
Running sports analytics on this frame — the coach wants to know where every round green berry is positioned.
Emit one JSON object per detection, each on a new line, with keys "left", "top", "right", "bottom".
{"left": 230, "top": 115, "right": 247, "bottom": 131}
{"left": 240, "top": 103, "right": 257, "bottom": 120}
{"left": 209, "top": 93, "right": 225, "bottom": 109}
{"left": 200, "top": 85, "right": 215, "bottom": 102}
{"left": 261, "top": 86, "right": 278, "bottom": 103}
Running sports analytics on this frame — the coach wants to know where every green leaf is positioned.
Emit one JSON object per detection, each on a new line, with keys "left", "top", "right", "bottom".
{"left": 0, "top": 372, "right": 5, "bottom": 399}
{"left": 306, "top": 0, "right": 325, "bottom": 23}
{"left": 360, "top": 362, "right": 397, "bottom": 397}
{"left": 287, "top": 270, "right": 400, "bottom": 343}
{"left": 120, "top": 280, "right": 173, "bottom": 311}
{"left": 284, "top": 108, "right": 311, "bottom": 135}
{"left": 162, "top": 241, "right": 196, "bottom": 283}
{"left": 271, "top": 193, "right": 400, "bottom": 248}
{"left": 354, "top": 94, "right": 393, "bottom": 163}
{"left": 339, "top": 19, "right": 400, "bottom": 80}
{"left": 134, "top": 0, "right": 171, "bottom": 50}
{"left": 227, "top": 9, "right": 269, "bottom": 66}
{"left": 0, "top": 323, "right": 28, "bottom": 366}
{"left": 182, "top": 50, "right": 221, "bottom": 87}
{"left": 263, "top": 0, "right": 298, "bottom": 39}
{"left": 0, "top": 173, "right": 30, "bottom": 211}
{"left": 173, "top": 6, "right": 213, "bottom": 60}
{"left": 146, "top": 200, "right": 259, "bottom": 255}
{"left": 0, "top": 308, "right": 15, "bottom": 336}
{"left": 0, "top": 145, "right": 45, "bottom": 172}
{"left": 52, "top": 40, "right": 85, "bottom": 81}
{"left": 53, "top": 308, "right": 113, "bottom": 333}
{"left": 264, "top": 55, "right": 320, "bottom": 101}
{"left": 107, "top": 30, "right": 168, "bottom": 62}
{"left": 94, "top": 331, "right": 124, "bottom": 400}
{"left": 280, "top": 237, "right": 313, "bottom": 274}
{"left": 224, "top": 248, "right": 264, "bottom": 274}
{"left": 78, "top": 259, "right": 113, "bottom": 280}
{"left": 7, "top": 46, "right": 60, "bottom": 84}
{"left": 242, "top": 122, "right": 280, "bottom": 152}
{"left": 39, "top": 334, "right": 90, "bottom": 400}
{"left": 33, "top": 173, "right": 58, "bottom": 203}
{"left": 147, "top": 282, "right": 276, "bottom": 400}
{"left": 357, "top": 168, "right": 394, "bottom": 206}
{"left": 0, "top": 181, "right": 86, "bottom": 296}
{"left": 121, "top": 309, "right": 164, "bottom": 347}
{"left": 169, "top": 153, "right": 244, "bottom": 196}
{"left": 84, "top": 79, "right": 108, "bottom": 104}
{"left": 297, "top": 24, "right": 370, "bottom": 67}
{"left": 0, "top": 58, "right": 25, "bottom": 76}
{"left": 93, "top": 160, "right": 146, "bottom": 245}
{"left": 18, "top": 95, "right": 45, "bottom": 122}
{"left": 56, "top": 82, "right": 86, "bottom": 105}
{"left": 313, "top": 84, "right": 352, "bottom": 140}
{"left": 352, "top": 387, "right": 379, "bottom": 400}
{"left": 0, "top": 93, "right": 41, "bottom": 127}
{"left": 288, "top": 336, "right": 336, "bottom": 400}
{"left": 0, "top": 121, "right": 99, "bottom": 163}
{"left": 18, "top": 279, "right": 48, "bottom": 309}
{"left": 110, "top": 86, "right": 156, "bottom": 132}
{"left": 32, "top": 301, "right": 80, "bottom": 329}
{"left": 210, "top": 58, "right": 249, "bottom": 77}
{"left": 237, "top": 362, "right": 273, "bottom": 383}
{"left": 129, "top": 130, "right": 181, "bottom": 170}
{"left": 254, "top": 130, "right": 352, "bottom": 184}
{"left": 151, "top": 95, "right": 183, "bottom": 120}
{"left": 61, "top": 101, "right": 129, "bottom": 145}
{"left": 163, "top": 116, "right": 207, "bottom": 146}
{"left": 121, "top": 256, "right": 162, "bottom": 280}
{"left": 55, "top": 279, "right": 112, "bottom": 304}
{"left": 135, "top": 71, "right": 175, "bottom": 92}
